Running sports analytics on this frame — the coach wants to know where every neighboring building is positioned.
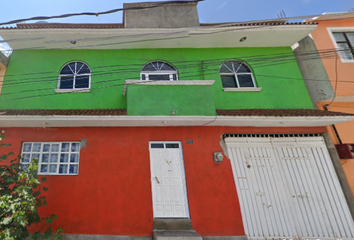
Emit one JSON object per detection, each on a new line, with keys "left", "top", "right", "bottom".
{"left": 296, "top": 13, "right": 354, "bottom": 200}
{"left": 0, "top": 51, "right": 9, "bottom": 94}
{"left": 1, "top": 2, "right": 354, "bottom": 240}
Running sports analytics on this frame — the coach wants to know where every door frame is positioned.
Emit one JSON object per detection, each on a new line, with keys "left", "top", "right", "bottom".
{"left": 148, "top": 141, "right": 190, "bottom": 218}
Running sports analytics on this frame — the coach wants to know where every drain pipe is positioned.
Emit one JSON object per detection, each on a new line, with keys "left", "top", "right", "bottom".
{"left": 324, "top": 104, "right": 343, "bottom": 144}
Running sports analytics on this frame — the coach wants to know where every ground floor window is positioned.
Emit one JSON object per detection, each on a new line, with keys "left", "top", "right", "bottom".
{"left": 21, "top": 142, "right": 80, "bottom": 175}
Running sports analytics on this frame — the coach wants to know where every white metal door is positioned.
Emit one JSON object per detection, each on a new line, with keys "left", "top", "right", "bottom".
{"left": 149, "top": 142, "right": 189, "bottom": 218}
{"left": 226, "top": 136, "right": 354, "bottom": 240}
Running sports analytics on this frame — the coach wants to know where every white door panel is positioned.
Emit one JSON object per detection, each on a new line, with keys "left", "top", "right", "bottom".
{"left": 226, "top": 136, "right": 354, "bottom": 240}
{"left": 149, "top": 142, "right": 189, "bottom": 218}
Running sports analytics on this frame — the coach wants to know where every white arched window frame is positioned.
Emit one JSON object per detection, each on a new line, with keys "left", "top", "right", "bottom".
{"left": 220, "top": 60, "right": 257, "bottom": 90}
{"left": 56, "top": 61, "right": 91, "bottom": 93}
{"left": 141, "top": 61, "right": 178, "bottom": 81}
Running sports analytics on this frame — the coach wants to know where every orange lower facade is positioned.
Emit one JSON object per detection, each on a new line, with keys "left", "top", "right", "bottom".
{"left": 0, "top": 126, "right": 326, "bottom": 236}
{"left": 318, "top": 102, "right": 354, "bottom": 198}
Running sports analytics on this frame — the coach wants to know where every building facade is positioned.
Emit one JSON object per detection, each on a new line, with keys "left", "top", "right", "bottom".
{"left": 296, "top": 13, "right": 354, "bottom": 200}
{"left": 1, "top": 2, "right": 354, "bottom": 240}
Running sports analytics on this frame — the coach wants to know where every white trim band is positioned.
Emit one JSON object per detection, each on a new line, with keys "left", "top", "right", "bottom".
{"left": 223, "top": 87, "right": 262, "bottom": 92}
{"left": 0, "top": 115, "right": 352, "bottom": 128}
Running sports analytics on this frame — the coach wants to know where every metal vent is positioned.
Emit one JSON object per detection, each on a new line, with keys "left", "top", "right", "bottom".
{"left": 223, "top": 133, "right": 321, "bottom": 139}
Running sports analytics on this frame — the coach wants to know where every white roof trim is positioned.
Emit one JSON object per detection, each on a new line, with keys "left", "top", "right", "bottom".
{"left": 0, "top": 115, "right": 352, "bottom": 128}
{"left": 122, "top": 80, "right": 215, "bottom": 96}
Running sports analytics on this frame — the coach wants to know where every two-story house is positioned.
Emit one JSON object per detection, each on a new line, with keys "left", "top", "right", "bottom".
{"left": 1, "top": 1, "right": 354, "bottom": 240}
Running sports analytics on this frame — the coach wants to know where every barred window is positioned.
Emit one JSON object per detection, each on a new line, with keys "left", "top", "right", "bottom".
{"left": 21, "top": 142, "right": 80, "bottom": 175}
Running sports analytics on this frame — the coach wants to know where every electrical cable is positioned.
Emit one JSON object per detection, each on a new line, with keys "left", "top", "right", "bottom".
{"left": 0, "top": 0, "right": 205, "bottom": 26}
{"left": 0, "top": 48, "right": 350, "bottom": 93}
{"left": 327, "top": 54, "right": 340, "bottom": 107}
{"left": 0, "top": 47, "right": 345, "bottom": 79}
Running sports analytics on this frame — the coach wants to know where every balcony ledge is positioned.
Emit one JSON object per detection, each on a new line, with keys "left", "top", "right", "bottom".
{"left": 123, "top": 80, "right": 215, "bottom": 96}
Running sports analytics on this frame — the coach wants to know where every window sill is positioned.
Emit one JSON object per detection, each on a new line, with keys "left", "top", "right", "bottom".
{"left": 55, "top": 89, "right": 90, "bottom": 93}
{"left": 223, "top": 87, "right": 262, "bottom": 92}
{"left": 339, "top": 59, "right": 354, "bottom": 63}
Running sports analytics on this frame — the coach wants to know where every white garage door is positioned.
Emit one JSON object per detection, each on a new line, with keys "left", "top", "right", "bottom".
{"left": 225, "top": 134, "right": 354, "bottom": 240}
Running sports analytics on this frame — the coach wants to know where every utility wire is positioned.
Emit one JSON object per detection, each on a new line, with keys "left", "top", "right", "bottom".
{"left": 0, "top": 47, "right": 343, "bottom": 79}
{"left": 0, "top": 0, "right": 205, "bottom": 26}
{"left": 0, "top": 61, "right": 351, "bottom": 101}
{"left": 0, "top": 48, "right": 348, "bottom": 91}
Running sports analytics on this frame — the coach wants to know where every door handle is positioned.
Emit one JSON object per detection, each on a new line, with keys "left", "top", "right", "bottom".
{"left": 155, "top": 176, "right": 160, "bottom": 184}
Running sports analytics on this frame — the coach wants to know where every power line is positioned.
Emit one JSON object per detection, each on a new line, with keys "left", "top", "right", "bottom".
{"left": 0, "top": 62, "right": 351, "bottom": 102}
{"left": 0, "top": 0, "right": 205, "bottom": 26}
{"left": 0, "top": 48, "right": 349, "bottom": 91}
{"left": 0, "top": 46, "right": 343, "bottom": 79}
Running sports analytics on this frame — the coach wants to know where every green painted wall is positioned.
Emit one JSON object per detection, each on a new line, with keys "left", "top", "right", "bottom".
{"left": 0, "top": 47, "right": 314, "bottom": 111}
{"left": 127, "top": 85, "right": 216, "bottom": 116}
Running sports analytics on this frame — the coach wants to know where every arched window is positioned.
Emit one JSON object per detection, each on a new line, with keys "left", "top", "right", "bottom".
{"left": 141, "top": 61, "right": 178, "bottom": 81}
{"left": 58, "top": 61, "right": 91, "bottom": 90}
{"left": 220, "top": 60, "right": 256, "bottom": 88}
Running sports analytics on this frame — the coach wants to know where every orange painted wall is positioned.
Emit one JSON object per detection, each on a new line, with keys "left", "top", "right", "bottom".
{"left": 318, "top": 102, "right": 354, "bottom": 196}
{"left": 0, "top": 61, "right": 6, "bottom": 94}
{"left": 0, "top": 126, "right": 325, "bottom": 236}
{"left": 310, "top": 17, "right": 354, "bottom": 197}
{"left": 310, "top": 18, "right": 354, "bottom": 96}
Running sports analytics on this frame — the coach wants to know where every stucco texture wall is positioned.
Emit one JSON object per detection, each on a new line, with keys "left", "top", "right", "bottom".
{"left": 318, "top": 102, "right": 354, "bottom": 198}
{"left": 0, "top": 47, "right": 313, "bottom": 111}
{"left": 127, "top": 85, "right": 216, "bottom": 116}
{"left": 310, "top": 18, "right": 354, "bottom": 97}
{"left": 0, "top": 126, "right": 325, "bottom": 236}
{"left": 0, "top": 62, "right": 6, "bottom": 95}
{"left": 310, "top": 18, "right": 354, "bottom": 198}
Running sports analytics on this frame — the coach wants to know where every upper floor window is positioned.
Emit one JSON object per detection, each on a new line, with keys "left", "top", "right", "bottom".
{"left": 58, "top": 61, "right": 91, "bottom": 91}
{"left": 220, "top": 60, "right": 256, "bottom": 88}
{"left": 141, "top": 61, "right": 178, "bottom": 81}
{"left": 21, "top": 142, "right": 80, "bottom": 175}
{"left": 332, "top": 32, "right": 354, "bottom": 61}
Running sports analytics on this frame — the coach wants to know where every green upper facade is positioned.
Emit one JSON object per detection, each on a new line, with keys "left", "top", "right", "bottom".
{"left": 0, "top": 47, "right": 313, "bottom": 115}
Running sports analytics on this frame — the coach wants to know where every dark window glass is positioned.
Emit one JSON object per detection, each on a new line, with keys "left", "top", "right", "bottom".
{"left": 333, "top": 33, "right": 346, "bottom": 42}
{"left": 60, "top": 76, "right": 74, "bottom": 89}
{"left": 59, "top": 164, "right": 68, "bottom": 174}
{"left": 142, "top": 61, "right": 176, "bottom": 72}
{"left": 148, "top": 74, "right": 170, "bottom": 81}
{"left": 333, "top": 32, "right": 354, "bottom": 60}
{"left": 160, "top": 63, "right": 175, "bottom": 71}
{"left": 338, "top": 43, "right": 354, "bottom": 60}
{"left": 151, "top": 143, "right": 164, "bottom": 148}
{"left": 142, "top": 63, "right": 157, "bottom": 71}
{"left": 238, "top": 75, "right": 254, "bottom": 87}
{"left": 78, "top": 64, "right": 91, "bottom": 74}
{"left": 141, "top": 74, "right": 146, "bottom": 80}
{"left": 348, "top": 33, "right": 354, "bottom": 45}
{"left": 75, "top": 75, "right": 89, "bottom": 88}
{"left": 221, "top": 75, "right": 237, "bottom": 88}
{"left": 61, "top": 65, "right": 73, "bottom": 75}
{"left": 59, "top": 62, "right": 91, "bottom": 90}
{"left": 76, "top": 62, "right": 83, "bottom": 72}
{"left": 166, "top": 143, "right": 179, "bottom": 148}
{"left": 220, "top": 62, "right": 233, "bottom": 73}
{"left": 69, "top": 165, "right": 78, "bottom": 174}
{"left": 237, "top": 64, "right": 251, "bottom": 73}
{"left": 173, "top": 74, "right": 177, "bottom": 80}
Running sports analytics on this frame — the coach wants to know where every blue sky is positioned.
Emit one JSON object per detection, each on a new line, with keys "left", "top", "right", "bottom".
{"left": 1, "top": 0, "right": 353, "bottom": 25}
{"left": 1, "top": 0, "right": 354, "bottom": 54}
